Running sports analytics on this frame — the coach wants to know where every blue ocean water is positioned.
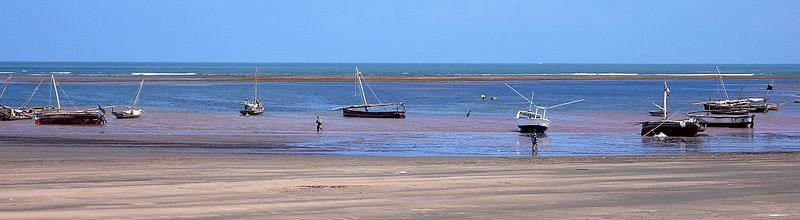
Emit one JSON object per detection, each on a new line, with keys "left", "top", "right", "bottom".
{"left": 1, "top": 68, "right": 799, "bottom": 157}
{"left": 1, "top": 62, "right": 800, "bottom": 75}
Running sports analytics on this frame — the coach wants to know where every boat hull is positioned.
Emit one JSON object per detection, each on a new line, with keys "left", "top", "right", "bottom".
{"left": 517, "top": 118, "right": 550, "bottom": 133}
{"left": 34, "top": 112, "right": 106, "bottom": 125}
{"left": 343, "top": 109, "right": 405, "bottom": 118}
{"left": 641, "top": 120, "right": 705, "bottom": 137}
{"left": 112, "top": 108, "right": 143, "bottom": 119}
{"left": 240, "top": 109, "right": 264, "bottom": 116}
{"left": 687, "top": 113, "right": 755, "bottom": 128}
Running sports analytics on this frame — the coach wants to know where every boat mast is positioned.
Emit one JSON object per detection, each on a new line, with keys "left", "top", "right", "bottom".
{"left": 51, "top": 75, "right": 61, "bottom": 110}
{"left": 253, "top": 73, "right": 258, "bottom": 102}
{"left": 355, "top": 67, "right": 368, "bottom": 105}
{"left": 663, "top": 81, "right": 669, "bottom": 120}
{"left": 716, "top": 66, "right": 730, "bottom": 100}
{"left": 132, "top": 79, "right": 144, "bottom": 107}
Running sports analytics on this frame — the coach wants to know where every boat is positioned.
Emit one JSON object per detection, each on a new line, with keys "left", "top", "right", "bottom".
{"left": 112, "top": 79, "right": 145, "bottom": 119}
{"left": 686, "top": 111, "right": 755, "bottom": 128}
{"left": 33, "top": 75, "right": 106, "bottom": 125}
{"left": 239, "top": 74, "right": 264, "bottom": 116}
{"left": 696, "top": 67, "right": 771, "bottom": 113}
{"left": 640, "top": 82, "right": 706, "bottom": 137}
{"left": 505, "top": 83, "right": 583, "bottom": 133}
{"left": 330, "top": 67, "right": 406, "bottom": 118}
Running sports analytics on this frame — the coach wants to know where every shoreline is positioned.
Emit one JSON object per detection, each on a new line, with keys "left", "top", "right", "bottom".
{"left": 7, "top": 73, "right": 800, "bottom": 83}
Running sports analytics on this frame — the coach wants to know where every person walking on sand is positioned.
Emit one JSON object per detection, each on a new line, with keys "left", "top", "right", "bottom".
{"left": 316, "top": 116, "right": 323, "bottom": 133}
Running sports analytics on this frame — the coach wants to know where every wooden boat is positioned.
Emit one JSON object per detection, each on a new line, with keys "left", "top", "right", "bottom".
{"left": 697, "top": 67, "right": 772, "bottom": 113}
{"left": 239, "top": 74, "right": 264, "bottom": 116}
{"left": 686, "top": 111, "right": 755, "bottom": 128}
{"left": 0, "top": 106, "right": 32, "bottom": 120}
{"left": 33, "top": 75, "right": 106, "bottom": 125}
{"left": 641, "top": 82, "right": 706, "bottom": 137}
{"left": 112, "top": 79, "right": 145, "bottom": 119}
{"left": 505, "top": 83, "right": 583, "bottom": 133}
{"left": 330, "top": 67, "right": 405, "bottom": 118}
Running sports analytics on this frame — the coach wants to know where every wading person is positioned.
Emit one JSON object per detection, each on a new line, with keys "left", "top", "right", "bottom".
{"left": 316, "top": 116, "right": 323, "bottom": 133}
{"left": 531, "top": 133, "right": 538, "bottom": 152}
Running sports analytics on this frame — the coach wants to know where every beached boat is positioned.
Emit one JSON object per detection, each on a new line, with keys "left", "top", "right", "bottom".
{"left": 112, "top": 79, "right": 145, "bottom": 119}
{"left": 640, "top": 82, "right": 706, "bottom": 136}
{"left": 696, "top": 67, "right": 773, "bottom": 113}
{"left": 330, "top": 67, "right": 405, "bottom": 118}
{"left": 239, "top": 74, "right": 264, "bottom": 116}
{"left": 33, "top": 75, "right": 106, "bottom": 125}
{"left": 686, "top": 111, "right": 755, "bottom": 128}
{"left": 505, "top": 83, "right": 583, "bottom": 133}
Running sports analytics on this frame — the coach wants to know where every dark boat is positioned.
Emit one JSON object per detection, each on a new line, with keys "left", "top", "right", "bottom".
{"left": 641, "top": 119, "right": 706, "bottom": 136}
{"left": 341, "top": 103, "right": 406, "bottom": 118}
{"left": 640, "top": 82, "right": 706, "bottom": 137}
{"left": 239, "top": 74, "right": 264, "bottom": 116}
{"left": 35, "top": 111, "right": 105, "bottom": 125}
{"left": 331, "top": 67, "right": 406, "bottom": 118}
{"left": 33, "top": 75, "right": 106, "bottom": 125}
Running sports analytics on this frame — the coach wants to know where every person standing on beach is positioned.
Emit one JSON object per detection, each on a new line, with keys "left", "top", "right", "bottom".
{"left": 316, "top": 116, "right": 323, "bottom": 133}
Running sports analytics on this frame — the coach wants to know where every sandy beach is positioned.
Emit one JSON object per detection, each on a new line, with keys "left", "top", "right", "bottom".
{"left": 1, "top": 147, "right": 799, "bottom": 219}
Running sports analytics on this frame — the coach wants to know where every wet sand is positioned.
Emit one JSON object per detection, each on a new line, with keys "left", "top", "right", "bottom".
{"left": 10, "top": 73, "right": 800, "bottom": 83}
{"left": 1, "top": 150, "right": 799, "bottom": 219}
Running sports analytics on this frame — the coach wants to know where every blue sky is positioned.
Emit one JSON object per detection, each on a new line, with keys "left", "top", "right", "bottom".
{"left": 0, "top": 0, "right": 798, "bottom": 63}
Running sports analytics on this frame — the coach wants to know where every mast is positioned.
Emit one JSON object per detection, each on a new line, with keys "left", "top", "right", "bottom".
{"left": 51, "top": 75, "right": 61, "bottom": 110}
{"left": 253, "top": 68, "right": 259, "bottom": 102}
{"left": 663, "top": 81, "right": 669, "bottom": 120}
{"left": 355, "top": 67, "right": 368, "bottom": 105}
{"left": 716, "top": 66, "right": 730, "bottom": 100}
{"left": 132, "top": 79, "right": 144, "bottom": 107}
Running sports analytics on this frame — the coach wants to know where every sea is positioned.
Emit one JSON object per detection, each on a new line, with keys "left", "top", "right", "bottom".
{"left": 1, "top": 62, "right": 799, "bottom": 157}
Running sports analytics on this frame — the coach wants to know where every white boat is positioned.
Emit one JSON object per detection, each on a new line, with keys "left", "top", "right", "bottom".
{"left": 240, "top": 74, "right": 264, "bottom": 116}
{"left": 686, "top": 111, "right": 754, "bottom": 128}
{"left": 112, "top": 79, "right": 145, "bottom": 119}
{"left": 505, "top": 83, "right": 583, "bottom": 133}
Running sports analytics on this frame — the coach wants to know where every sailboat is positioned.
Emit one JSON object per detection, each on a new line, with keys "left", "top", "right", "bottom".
{"left": 239, "top": 74, "right": 264, "bottom": 116}
{"left": 112, "top": 79, "right": 145, "bottom": 119}
{"left": 640, "top": 82, "right": 706, "bottom": 136}
{"left": 0, "top": 77, "right": 48, "bottom": 121}
{"left": 505, "top": 83, "right": 583, "bottom": 133}
{"left": 696, "top": 66, "right": 769, "bottom": 113}
{"left": 330, "top": 67, "right": 406, "bottom": 118}
{"left": 33, "top": 75, "right": 106, "bottom": 125}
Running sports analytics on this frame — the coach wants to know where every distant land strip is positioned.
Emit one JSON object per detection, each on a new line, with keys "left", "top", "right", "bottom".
{"left": 9, "top": 74, "right": 800, "bottom": 83}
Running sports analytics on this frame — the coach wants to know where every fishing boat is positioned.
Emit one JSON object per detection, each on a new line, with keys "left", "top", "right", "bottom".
{"left": 640, "top": 82, "right": 706, "bottom": 137}
{"left": 330, "top": 67, "right": 406, "bottom": 118}
{"left": 112, "top": 79, "right": 145, "bottom": 119}
{"left": 505, "top": 83, "right": 583, "bottom": 133}
{"left": 686, "top": 111, "right": 755, "bottom": 128}
{"left": 33, "top": 75, "right": 106, "bottom": 125}
{"left": 239, "top": 74, "right": 264, "bottom": 116}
